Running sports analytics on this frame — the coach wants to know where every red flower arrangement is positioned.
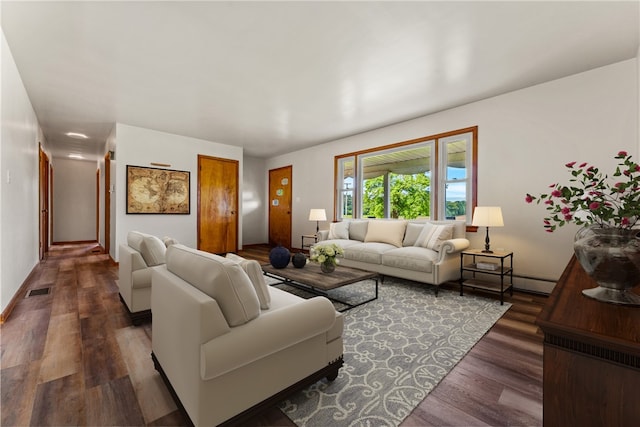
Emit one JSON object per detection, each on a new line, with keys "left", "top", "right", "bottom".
{"left": 525, "top": 151, "right": 640, "bottom": 232}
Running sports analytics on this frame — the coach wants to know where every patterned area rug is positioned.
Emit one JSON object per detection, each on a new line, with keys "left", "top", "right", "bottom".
{"left": 265, "top": 276, "right": 511, "bottom": 427}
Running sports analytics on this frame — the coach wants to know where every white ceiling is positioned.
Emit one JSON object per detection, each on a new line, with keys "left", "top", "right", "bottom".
{"left": 2, "top": 1, "right": 639, "bottom": 160}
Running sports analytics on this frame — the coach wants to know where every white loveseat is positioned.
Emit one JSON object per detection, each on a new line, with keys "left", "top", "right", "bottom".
{"left": 151, "top": 244, "right": 344, "bottom": 426}
{"left": 317, "top": 219, "right": 469, "bottom": 295}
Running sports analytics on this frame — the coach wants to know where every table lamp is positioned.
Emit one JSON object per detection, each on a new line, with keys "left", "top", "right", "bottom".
{"left": 309, "top": 208, "right": 327, "bottom": 233}
{"left": 472, "top": 206, "right": 504, "bottom": 253}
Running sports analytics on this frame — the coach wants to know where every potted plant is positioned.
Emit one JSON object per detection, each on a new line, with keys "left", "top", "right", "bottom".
{"left": 526, "top": 151, "right": 640, "bottom": 305}
{"left": 309, "top": 243, "right": 344, "bottom": 273}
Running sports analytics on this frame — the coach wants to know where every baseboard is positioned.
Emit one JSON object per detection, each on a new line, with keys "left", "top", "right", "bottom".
{"left": 0, "top": 262, "right": 39, "bottom": 323}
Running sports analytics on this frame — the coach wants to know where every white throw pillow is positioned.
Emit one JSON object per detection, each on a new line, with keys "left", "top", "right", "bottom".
{"left": 162, "top": 236, "right": 179, "bottom": 247}
{"left": 140, "top": 235, "right": 166, "bottom": 266}
{"left": 403, "top": 223, "right": 424, "bottom": 246}
{"left": 414, "top": 223, "right": 454, "bottom": 251}
{"left": 328, "top": 222, "right": 350, "bottom": 240}
{"left": 348, "top": 220, "right": 369, "bottom": 241}
{"left": 364, "top": 220, "right": 407, "bottom": 247}
{"left": 226, "top": 253, "right": 271, "bottom": 309}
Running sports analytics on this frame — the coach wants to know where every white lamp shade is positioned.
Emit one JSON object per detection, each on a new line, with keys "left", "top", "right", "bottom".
{"left": 472, "top": 206, "right": 504, "bottom": 227}
{"left": 309, "top": 208, "right": 327, "bottom": 221}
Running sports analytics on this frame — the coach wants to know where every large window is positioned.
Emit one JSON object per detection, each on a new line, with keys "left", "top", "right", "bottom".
{"left": 335, "top": 127, "right": 477, "bottom": 223}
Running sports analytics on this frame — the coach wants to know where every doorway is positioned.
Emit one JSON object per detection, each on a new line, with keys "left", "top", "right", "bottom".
{"left": 268, "top": 165, "right": 292, "bottom": 248}
{"left": 197, "top": 155, "right": 239, "bottom": 254}
{"left": 38, "top": 146, "right": 50, "bottom": 260}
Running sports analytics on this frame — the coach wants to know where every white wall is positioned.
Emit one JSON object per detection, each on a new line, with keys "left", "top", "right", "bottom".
{"left": 242, "top": 155, "right": 267, "bottom": 245}
{"left": 52, "top": 158, "right": 97, "bottom": 242}
{"left": 0, "top": 30, "right": 44, "bottom": 312}
{"left": 113, "top": 123, "right": 243, "bottom": 261}
{"left": 262, "top": 59, "right": 638, "bottom": 293}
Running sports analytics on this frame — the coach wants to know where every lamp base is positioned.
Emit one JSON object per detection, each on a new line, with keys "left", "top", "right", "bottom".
{"left": 481, "top": 249, "right": 494, "bottom": 253}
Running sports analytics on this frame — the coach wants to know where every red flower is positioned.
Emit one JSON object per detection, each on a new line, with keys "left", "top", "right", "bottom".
{"left": 564, "top": 214, "right": 573, "bottom": 221}
{"left": 545, "top": 200, "right": 553, "bottom": 205}
{"left": 565, "top": 161, "right": 576, "bottom": 168}
{"left": 561, "top": 207, "right": 571, "bottom": 214}
{"left": 622, "top": 217, "right": 630, "bottom": 225}
{"left": 589, "top": 202, "right": 600, "bottom": 210}
{"left": 618, "top": 151, "right": 628, "bottom": 157}
{"left": 525, "top": 194, "right": 534, "bottom": 203}
{"left": 579, "top": 162, "right": 588, "bottom": 168}
{"left": 551, "top": 190, "right": 562, "bottom": 198}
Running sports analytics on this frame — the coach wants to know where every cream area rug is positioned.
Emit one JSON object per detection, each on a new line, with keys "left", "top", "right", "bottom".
{"left": 266, "top": 276, "right": 511, "bottom": 427}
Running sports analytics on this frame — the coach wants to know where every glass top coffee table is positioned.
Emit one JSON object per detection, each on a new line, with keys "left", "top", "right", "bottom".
{"left": 262, "top": 262, "right": 379, "bottom": 312}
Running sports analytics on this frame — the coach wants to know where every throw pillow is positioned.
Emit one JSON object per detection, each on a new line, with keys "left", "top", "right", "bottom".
{"left": 364, "top": 220, "right": 407, "bottom": 247}
{"left": 225, "top": 253, "right": 271, "bottom": 309}
{"left": 140, "top": 235, "right": 166, "bottom": 266}
{"left": 403, "top": 223, "right": 424, "bottom": 246}
{"left": 414, "top": 223, "right": 454, "bottom": 251}
{"left": 349, "top": 220, "right": 369, "bottom": 241}
{"left": 163, "top": 236, "right": 179, "bottom": 247}
{"left": 328, "top": 222, "right": 349, "bottom": 240}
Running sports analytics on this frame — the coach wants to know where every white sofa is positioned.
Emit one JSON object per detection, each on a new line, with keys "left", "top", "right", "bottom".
{"left": 151, "top": 244, "right": 344, "bottom": 426}
{"left": 118, "top": 231, "right": 170, "bottom": 324}
{"left": 317, "top": 219, "right": 469, "bottom": 295}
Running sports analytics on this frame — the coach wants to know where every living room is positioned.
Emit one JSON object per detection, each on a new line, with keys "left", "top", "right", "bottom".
{"left": 1, "top": 1, "right": 639, "bottom": 425}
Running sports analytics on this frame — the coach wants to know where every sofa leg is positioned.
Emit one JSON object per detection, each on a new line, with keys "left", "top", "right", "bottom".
{"left": 434, "top": 287, "right": 439, "bottom": 297}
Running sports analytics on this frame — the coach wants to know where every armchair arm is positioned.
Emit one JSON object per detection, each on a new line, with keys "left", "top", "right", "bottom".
{"left": 200, "top": 296, "right": 337, "bottom": 381}
{"left": 436, "top": 238, "right": 470, "bottom": 263}
{"left": 317, "top": 230, "right": 329, "bottom": 242}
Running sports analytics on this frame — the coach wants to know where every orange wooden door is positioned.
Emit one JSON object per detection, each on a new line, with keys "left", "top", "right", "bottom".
{"left": 198, "top": 155, "right": 238, "bottom": 254}
{"left": 268, "top": 165, "right": 292, "bottom": 248}
{"left": 39, "top": 147, "right": 49, "bottom": 260}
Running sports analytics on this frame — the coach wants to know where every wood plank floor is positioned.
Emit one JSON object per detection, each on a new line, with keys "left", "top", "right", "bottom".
{"left": 1, "top": 243, "right": 546, "bottom": 426}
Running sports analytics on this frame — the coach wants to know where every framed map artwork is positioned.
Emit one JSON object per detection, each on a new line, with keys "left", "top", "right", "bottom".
{"left": 126, "top": 165, "right": 190, "bottom": 214}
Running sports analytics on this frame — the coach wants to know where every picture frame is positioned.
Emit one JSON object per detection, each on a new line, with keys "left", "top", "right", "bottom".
{"left": 126, "top": 165, "right": 190, "bottom": 214}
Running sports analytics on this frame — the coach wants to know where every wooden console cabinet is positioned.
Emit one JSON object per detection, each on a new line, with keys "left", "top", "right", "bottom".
{"left": 536, "top": 256, "right": 640, "bottom": 426}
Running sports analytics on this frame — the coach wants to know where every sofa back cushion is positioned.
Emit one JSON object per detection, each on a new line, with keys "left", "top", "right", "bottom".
{"left": 328, "top": 222, "right": 350, "bottom": 240}
{"left": 415, "top": 223, "right": 454, "bottom": 251}
{"left": 429, "top": 220, "right": 466, "bottom": 239}
{"left": 364, "top": 220, "right": 407, "bottom": 247}
{"left": 127, "top": 230, "right": 147, "bottom": 252}
{"left": 165, "top": 244, "right": 260, "bottom": 326}
{"left": 348, "top": 220, "right": 369, "bottom": 241}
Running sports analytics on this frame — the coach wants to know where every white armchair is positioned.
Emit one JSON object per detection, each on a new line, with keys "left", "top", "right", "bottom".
{"left": 151, "top": 244, "right": 344, "bottom": 426}
{"left": 118, "top": 231, "right": 167, "bottom": 324}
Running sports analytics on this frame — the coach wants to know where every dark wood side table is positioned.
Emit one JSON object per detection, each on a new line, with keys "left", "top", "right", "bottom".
{"left": 460, "top": 249, "right": 513, "bottom": 305}
{"left": 536, "top": 256, "right": 640, "bottom": 426}
{"left": 301, "top": 234, "right": 317, "bottom": 251}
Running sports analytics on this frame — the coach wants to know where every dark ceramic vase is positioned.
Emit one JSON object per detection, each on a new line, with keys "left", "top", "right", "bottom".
{"left": 269, "top": 245, "right": 291, "bottom": 269}
{"left": 292, "top": 252, "right": 307, "bottom": 268}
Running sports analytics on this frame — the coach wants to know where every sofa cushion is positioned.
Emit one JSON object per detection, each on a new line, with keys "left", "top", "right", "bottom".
{"left": 403, "top": 223, "right": 424, "bottom": 247}
{"left": 344, "top": 242, "right": 396, "bottom": 265}
{"left": 348, "top": 220, "right": 369, "bottom": 241}
{"left": 364, "top": 220, "right": 407, "bottom": 247}
{"left": 382, "top": 246, "right": 437, "bottom": 273}
{"left": 165, "top": 245, "right": 260, "bottom": 326}
{"left": 140, "top": 235, "right": 167, "bottom": 266}
{"left": 430, "top": 220, "right": 466, "bottom": 239}
{"left": 415, "top": 223, "right": 454, "bottom": 251}
{"left": 328, "top": 222, "right": 349, "bottom": 240}
{"left": 318, "top": 239, "right": 362, "bottom": 250}
{"left": 225, "top": 253, "right": 271, "bottom": 310}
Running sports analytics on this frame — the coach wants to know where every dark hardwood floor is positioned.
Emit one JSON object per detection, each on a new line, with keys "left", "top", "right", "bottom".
{"left": 1, "top": 243, "right": 545, "bottom": 426}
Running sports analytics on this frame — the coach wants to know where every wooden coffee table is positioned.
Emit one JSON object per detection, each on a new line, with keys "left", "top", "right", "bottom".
{"left": 262, "top": 263, "right": 379, "bottom": 312}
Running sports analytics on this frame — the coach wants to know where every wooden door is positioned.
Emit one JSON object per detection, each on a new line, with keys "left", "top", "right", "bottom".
{"left": 38, "top": 147, "right": 49, "bottom": 260}
{"left": 268, "top": 166, "right": 292, "bottom": 248}
{"left": 104, "top": 152, "right": 111, "bottom": 256}
{"left": 198, "top": 155, "right": 239, "bottom": 254}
